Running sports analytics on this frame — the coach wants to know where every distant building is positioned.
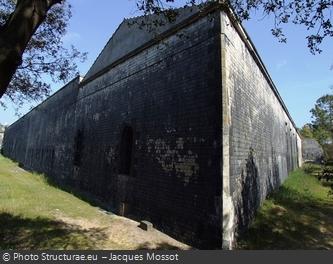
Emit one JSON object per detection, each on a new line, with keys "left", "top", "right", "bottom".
{"left": 302, "top": 138, "right": 324, "bottom": 163}
{"left": 2, "top": 2, "right": 302, "bottom": 249}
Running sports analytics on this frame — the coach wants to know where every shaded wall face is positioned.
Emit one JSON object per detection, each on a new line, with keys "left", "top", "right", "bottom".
{"left": 2, "top": 78, "right": 80, "bottom": 182}
{"left": 221, "top": 12, "right": 300, "bottom": 233}
{"left": 9, "top": 13, "right": 220, "bottom": 248}
{"left": 73, "top": 13, "right": 222, "bottom": 248}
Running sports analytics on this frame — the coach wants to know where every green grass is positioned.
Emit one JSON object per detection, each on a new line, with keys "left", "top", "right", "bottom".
{"left": 0, "top": 155, "right": 189, "bottom": 250}
{"left": 0, "top": 155, "right": 121, "bottom": 250}
{"left": 237, "top": 163, "right": 333, "bottom": 249}
{"left": 4, "top": 152, "right": 331, "bottom": 250}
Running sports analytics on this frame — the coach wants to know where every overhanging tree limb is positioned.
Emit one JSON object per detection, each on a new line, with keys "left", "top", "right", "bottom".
{"left": 0, "top": 0, "right": 62, "bottom": 98}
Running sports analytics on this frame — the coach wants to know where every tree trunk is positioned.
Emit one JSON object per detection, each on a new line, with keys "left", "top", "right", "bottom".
{"left": 0, "top": 0, "right": 61, "bottom": 98}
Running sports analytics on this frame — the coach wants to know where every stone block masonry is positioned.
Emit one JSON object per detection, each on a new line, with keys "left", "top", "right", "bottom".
{"left": 2, "top": 1, "right": 302, "bottom": 249}
{"left": 220, "top": 9, "right": 302, "bottom": 248}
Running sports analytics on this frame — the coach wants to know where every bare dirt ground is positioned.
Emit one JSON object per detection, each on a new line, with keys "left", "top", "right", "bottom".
{"left": 54, "top": 210, "right": 191, "bottom": 250}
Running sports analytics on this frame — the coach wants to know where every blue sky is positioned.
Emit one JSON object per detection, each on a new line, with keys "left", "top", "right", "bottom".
{"left": 0, "top": 0, "right": 332, "bottom": 128}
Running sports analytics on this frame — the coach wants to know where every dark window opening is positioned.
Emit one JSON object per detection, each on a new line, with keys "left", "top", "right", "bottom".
{"left": 73, "top": 129, "right": 84, "bottom": 166}
{"left": 119, "top": 126, "right": 134, "bottom": 175}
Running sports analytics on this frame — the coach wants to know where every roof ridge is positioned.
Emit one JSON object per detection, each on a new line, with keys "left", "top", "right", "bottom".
{"left": 82, "top": 4, "right": 201, "bottom": 82}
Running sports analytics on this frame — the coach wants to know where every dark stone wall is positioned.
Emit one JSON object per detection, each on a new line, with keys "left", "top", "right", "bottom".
{"left": 2, "top": 12, "right": 222, "bottom": 248}
{"left": 73, "top": 12, "right": 222, "bottom": 248}
{"left": 2, "top": 77, "right": 80, "bottom": 182}
{"left": 2, "top": 6, "right": 302, "bottom": 249}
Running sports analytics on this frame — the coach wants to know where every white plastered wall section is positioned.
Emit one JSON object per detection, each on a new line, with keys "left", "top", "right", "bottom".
{"left": 221, "top": 10, "right": 235, "bottom": 250}
{"left": 297, "top": 135, "right": 303, "bottom": 167}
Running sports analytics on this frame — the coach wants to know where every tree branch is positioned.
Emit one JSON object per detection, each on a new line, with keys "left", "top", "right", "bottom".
{"left": 0, "top": 0, "right": 62, "bottom": 98}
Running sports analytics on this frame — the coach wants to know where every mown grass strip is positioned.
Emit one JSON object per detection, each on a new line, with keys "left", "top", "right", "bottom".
{"left": 238, "top": 165, "right": 333, "bottom": 249}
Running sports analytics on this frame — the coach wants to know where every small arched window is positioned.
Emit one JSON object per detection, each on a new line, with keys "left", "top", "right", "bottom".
{"left": 119, "top": 126, "right": 134, "bottom": 175}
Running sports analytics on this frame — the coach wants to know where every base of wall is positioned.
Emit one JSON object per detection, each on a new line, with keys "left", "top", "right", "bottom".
{"left": 222, "top": 190, "right": 235, "bottom": 249}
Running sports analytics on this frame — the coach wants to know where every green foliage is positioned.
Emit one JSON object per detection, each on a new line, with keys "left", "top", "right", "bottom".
{"left": 0, "top": 0, "right": 86, "bottom": 110}
{"left": 313, "top": 127, "right": 332, "bottom": 146}
{"left": 322, "top": 144, "right": 333, "bottom": 162}
{"left": 303, "top": 163, "right": 317, "bottom": 174}
{"left": 299, "top": 124, "right": 314, "bottom": 139}
{"left": 309, "top": 93, "right": 333, "bottom": 145}
{"left": 301, "top": 93, "right": 333, "bottom": 147}
{"left": 311, "top": 94, "right": 333, "bottom": 132}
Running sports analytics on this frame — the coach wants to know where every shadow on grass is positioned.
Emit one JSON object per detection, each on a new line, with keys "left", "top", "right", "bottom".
{"left": 38, "top": 174, "right": 116, "bottom": 216}
{"left": 0, "top": 213, "right": 186, "bottom": 250}
{"left": 0, "top": 212, "right": 109, "bottom": 250}
{"left": 303, "top": 163, "right": 322, "bottom": 175}
{"left": 237, "top": 185, "right": 333, "bottom": 249}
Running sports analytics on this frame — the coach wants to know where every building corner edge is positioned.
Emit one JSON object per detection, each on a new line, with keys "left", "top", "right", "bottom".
{"left": 220, "top": 10, "right": 236, "bottom": 250}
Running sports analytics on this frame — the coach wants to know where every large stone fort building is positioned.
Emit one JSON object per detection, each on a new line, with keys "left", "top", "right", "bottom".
{"left": 2, "top": 2, "right": 302, "bottom": 249}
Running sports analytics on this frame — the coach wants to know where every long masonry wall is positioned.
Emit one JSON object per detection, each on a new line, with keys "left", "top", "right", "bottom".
{"left": 2, "top": 4, "right": 302, "bottom": 249}
{"left": 2, "top": 78, "right": 80, "bottom": 182}
{"left": 221, "top": 11, "right": 302, "bottom": 243}
{"left": 2, "top": 11, "right": 222, "bottom": 248}
{"left": 72, "top": 12, "right": 222, "bottom": 248}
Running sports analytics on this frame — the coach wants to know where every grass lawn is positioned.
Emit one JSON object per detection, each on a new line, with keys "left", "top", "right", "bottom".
{"left": 237, "top": 163, "right": 333, "bottom": 249}
{"left": 2, "top": 152, "right": 332, "bottom": 250}
{"left": 0, "top": 155, "right": 188, "bottom": 250}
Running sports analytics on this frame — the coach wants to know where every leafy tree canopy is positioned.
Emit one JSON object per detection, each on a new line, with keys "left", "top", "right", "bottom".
{"left": 299, "top": 124, "right": 314, "bottom": 139}
{"left": 0, "top": 0, "right": 86, "bottom": 110}
{"left": 311, "top": 94, "right": 333, "bottom": 130}
{"left": 304, "top": 93, "right": 333, "bottom": 145}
